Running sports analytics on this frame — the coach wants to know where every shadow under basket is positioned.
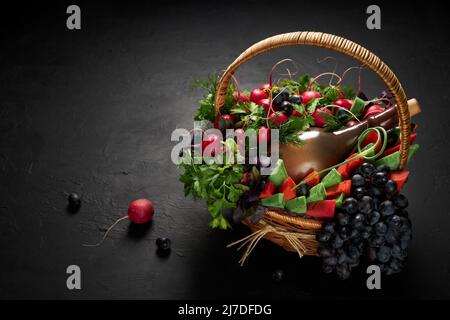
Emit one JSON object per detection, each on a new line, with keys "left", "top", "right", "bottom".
{"left": 216, "top": 32, "right": 413, "bottom": 263}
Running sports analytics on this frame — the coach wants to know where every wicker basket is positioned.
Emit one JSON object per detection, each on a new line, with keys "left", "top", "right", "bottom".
{"left": 216, "top": 32, "right": 411, "bottom": 261}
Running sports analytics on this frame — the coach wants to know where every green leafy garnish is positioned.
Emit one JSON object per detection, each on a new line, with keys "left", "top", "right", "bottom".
{"left": 193, "top": 74, "right": 235, "bottom": 121}
{"left": 279, "top": 115, "right": 314, "bottom": 145}
{"left": 179, "top": 153, "right": 249, "bottom": 229}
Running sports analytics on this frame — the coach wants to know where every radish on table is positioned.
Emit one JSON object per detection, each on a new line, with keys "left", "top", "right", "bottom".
{"left": 83, "top": 198, "right": 154, "bottom": 247}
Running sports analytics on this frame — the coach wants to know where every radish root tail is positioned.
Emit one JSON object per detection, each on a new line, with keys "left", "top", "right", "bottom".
{"left": 82, "top": 215, "right": 128, "bottom": 247}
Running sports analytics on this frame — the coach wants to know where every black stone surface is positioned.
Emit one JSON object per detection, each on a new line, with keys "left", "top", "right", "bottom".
{"left": 1, "top": 0, "right": 449, "bottom": 299}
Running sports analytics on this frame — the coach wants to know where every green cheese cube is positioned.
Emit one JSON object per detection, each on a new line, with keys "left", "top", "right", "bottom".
{"left": 268, "top": 159, "right": 289, "bottom": 187}
{"left": 307, "top": 183, "right": 326, "bottom": 203}
{"left": 375, "top": 144, "right": 420, "bottom": 170}
{"left": 286, "top": 196, "right": 307, "bottom": 214}
{"left": 322, "top": 168, "right": 343, "bottom": 188}
{"left": 261, "top": 193, "right": 286, "bottom": 208}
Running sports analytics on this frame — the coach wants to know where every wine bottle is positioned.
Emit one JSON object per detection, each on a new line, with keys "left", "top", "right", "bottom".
{"left": 281, "top": 99, "right": 420, "bottom": 182}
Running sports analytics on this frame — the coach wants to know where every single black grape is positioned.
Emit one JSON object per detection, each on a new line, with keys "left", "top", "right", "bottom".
{"left": 379, "top": 200, "right": 396, "bottom": 216}
{"left": 352, "top": 187, "right": 367, "bottom": 200}
{"left": 68, "top": 192, "right": 82, "bottom": 208}
{"left": 296, "top": 183, "right": 309, "bottom": 197}
{"left": 324, "top": 256, "right": 338, "bottom": 266}
{"left": 336, "top": 264, "right": 351, "bottom": 280}
{"left": 377, "top": 246, "right": 391, "bottom": 263}
{"left": 337, "top": 226, "right": 351, "bottom": 240}
{"left": 289, "top": 94, "right": 302, "bottom": 104}
{"left": 318, "top": 246, "right": 333, "bottom": 258}
{"left": 358, "top": 196, "right": 374, "bottom": 214}
{"left": 385, "top": 180, "right": 397, "bottom": 195}
{"left": 394, "top": 194, "right": 409, "bottom": 209}
{"left": 322, "top": 221, "right": 335, "bottom": 234}
{"left": 336, "top": 212, "right": 349, "bottom": 226}
{"left": 280, "top": 101, "right": 293, "bottom": 116}
{"left": 351, "top": 214, "right": 365, "bottom": 229}
{"left": 358, "top": 162, "right": 375, "bottom": 178}
{"left": 391, "top": 245, "right": 402, "bottom": 259}
{"left": 371, "top": 171, "right": 388, "bottom": 187}
{"left": 343, "top": 198, "right": 358, "bottom": 214}
{"left": 385, "top": 230, "right": 399, "bottom": 245}
{"left": 272, "top": 269, "right": 285, "bottom": 282}
{"left": 375, "top": 222, "right": 388, "bottom": 235}
{"left": 317, "top": 232, "right": 331, "bottom": 243}
{"left": 376, "top": 164, "right": 390, "bottom": 174}
{"left": 331, "top": 234, "right": 344, "bottom": 249}
{"left": 351, "top": 174, "right": 365, "bottom": 188}
{"left": 156, "top": 237, "right": 171, "bottom": 251}
{"left": 368, "top": 186, "right": 383, "bottom": 198}
{"left": 388, "top": 215, "right": 402, "bottom": 229}
{"left": 322, "top": 263, "right": 334, "bottom": 274}
{"left": 367, "top": 211, "right": 381, "bottom": 225}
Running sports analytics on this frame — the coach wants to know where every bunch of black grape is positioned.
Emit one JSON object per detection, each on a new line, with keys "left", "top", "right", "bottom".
{"left": 317, "top": 162, "right": 412, "bottom": 279}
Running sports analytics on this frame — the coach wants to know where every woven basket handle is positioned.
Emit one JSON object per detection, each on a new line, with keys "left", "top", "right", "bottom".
{"left": 214, "top": 31, "right": 411, "bottom": 169}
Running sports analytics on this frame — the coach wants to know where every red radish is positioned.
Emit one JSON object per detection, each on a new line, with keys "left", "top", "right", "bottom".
{"left": 250, "top": 88, "right": 269, "bottom": 103}
{"left": 346, "top": 120, "right": 359, "bottom": 127}
{"left": 258, "top": 126, "right": 271, "bottom": 144}
{"left": 363, "top": 105, "right": 384, "bottom": 119}
{"left": 292, "top": 110, "right": 302, "bottom": 117}
{"left": 269, "top": 112, "right": 288, "bottom": 126}
{"left": 257, "top": 98, "right": 272, "bottom": 113}
{"left": 301, "top": 90, "right": 321, "bottom": 104}
{"left": 259, "top": 83, "right": 272, "bottom": 90}
{"left": 214, "top": 114, "right": 234, "bottom": 130}
{"left": 128, "top": 199, "right": 155, "bottom": 224}
{"left": 334, "top": 99, "right": 353, "bottom": 110}
{"left": 302, "top": 171, "right": 320, "bottom": 188}
{"left": 202, "top": 134, "right": 222, "bottom": 157}
{"left": 312, "top": 108, "right": 332, "bottom": 127}
{"left": 83, "top": 198, "right": 155, "bottom": 247}
{"left": 233, "top": 91, "right": 250, "bottom": 103}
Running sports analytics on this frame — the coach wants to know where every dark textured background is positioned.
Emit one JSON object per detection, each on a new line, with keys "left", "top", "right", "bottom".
{"left": 1, "top": 0, "right": 449, "bottom": 299}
